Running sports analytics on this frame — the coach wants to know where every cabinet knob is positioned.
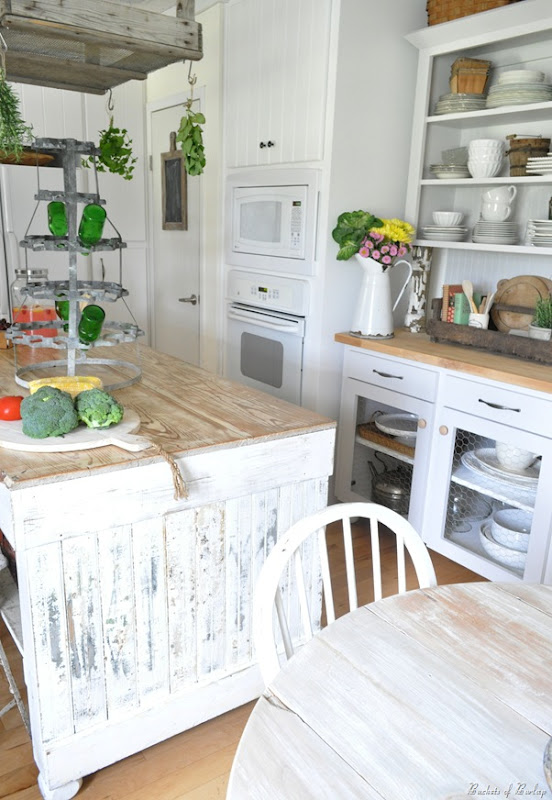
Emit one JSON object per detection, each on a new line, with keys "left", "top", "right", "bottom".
{"left": 439, "top": 425, "right": 449, "bottom": 436}
{"left": 418, "top": 419, "right": 427, "bottom": 429}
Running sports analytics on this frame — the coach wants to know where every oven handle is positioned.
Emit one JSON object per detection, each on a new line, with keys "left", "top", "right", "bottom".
{"left": 227, "top": 307, "right": 302, "bottom": 333}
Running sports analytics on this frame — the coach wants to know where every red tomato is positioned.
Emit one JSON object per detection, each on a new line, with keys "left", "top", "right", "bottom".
{"left": 0, "top": 395, "right": 23, "bottom": 420}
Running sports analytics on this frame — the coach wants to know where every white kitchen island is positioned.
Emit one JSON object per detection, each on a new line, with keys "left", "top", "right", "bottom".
{"left": 0, "top": 345, "right": 335, "bottom": 800}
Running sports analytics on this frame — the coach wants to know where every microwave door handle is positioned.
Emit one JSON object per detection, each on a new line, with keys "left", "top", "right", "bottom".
{"left": 228, "top": 308, "right": 300, "bottom": 333}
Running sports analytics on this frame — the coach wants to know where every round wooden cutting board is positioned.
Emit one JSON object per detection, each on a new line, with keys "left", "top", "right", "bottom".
{"left": 491, "top": 275, "right": 552, "bottom": 332}
{"left": 0, "top": 409, "right": 153, "bottom": 453}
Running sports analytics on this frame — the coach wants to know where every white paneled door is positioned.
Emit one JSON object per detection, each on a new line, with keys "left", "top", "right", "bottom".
{"left": 150, "top": 101, "right": 200, "bottom": 365}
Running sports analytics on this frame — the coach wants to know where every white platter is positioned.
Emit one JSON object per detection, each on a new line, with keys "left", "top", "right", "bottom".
{"left": 0, "top": 409, "right": 152, "bottom": 452}
{"left": 374, "top": 412, "right": 418, "bottom": 441}
{"left": 462, "top": 447, "right": 539, "bottom": 486}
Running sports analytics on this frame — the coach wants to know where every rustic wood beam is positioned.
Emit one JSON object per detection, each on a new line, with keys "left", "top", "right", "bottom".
{"left": 4, "top": 51, "right": 147, "bottom": 94}
{"left": 176, "top": 1, "right": 195, "bottom": 19}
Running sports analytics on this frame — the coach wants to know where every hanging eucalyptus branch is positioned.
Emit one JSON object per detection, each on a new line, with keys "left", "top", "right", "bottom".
{"left": 175, "top": 66, "right": 206, "bottom": 176}
{"left": 0, "top": 68, "right": 33, "bottom": 160}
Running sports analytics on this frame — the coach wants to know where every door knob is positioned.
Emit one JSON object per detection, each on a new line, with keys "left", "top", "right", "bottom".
{"left": 178, "top": 294, "right": 199, "bottom": 306}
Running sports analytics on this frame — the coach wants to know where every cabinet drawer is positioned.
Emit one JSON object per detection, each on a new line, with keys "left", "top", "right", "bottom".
{"left": 343, "top": 349, "right": 438, "bottom": 401}
{"left": 442, "top": 374, "right": 552, "bottom": 436}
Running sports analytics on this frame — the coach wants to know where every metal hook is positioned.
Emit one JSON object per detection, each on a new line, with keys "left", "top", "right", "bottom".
{"left": 106, "top": 88, "right": 114, "bottom": 113}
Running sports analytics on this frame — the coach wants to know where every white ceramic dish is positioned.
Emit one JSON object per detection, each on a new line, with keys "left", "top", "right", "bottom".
{"left": 468, "top": 161, "right": 503, "bottom": 178}
{"left": 491, "top": 508, "right": 532, "bottom": 552}
{"left": 480, "top": 522, "right": 526, "bottom": 571}
{"left": 461, "top": 448, "right": 539, "bottom": 487}
{"left": 433, "top": 211, "right": 464, "bottom": 226}
{"left": 374, "top": 412, "right": 418, "bottom": 441}
{"left": 495, "top": 442, "right": 537, "bottom": 471}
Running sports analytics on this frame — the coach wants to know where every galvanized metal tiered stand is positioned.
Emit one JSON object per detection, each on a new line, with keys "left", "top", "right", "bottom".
{"left": 7, "top": 137, "right": 143, "bottom": 390}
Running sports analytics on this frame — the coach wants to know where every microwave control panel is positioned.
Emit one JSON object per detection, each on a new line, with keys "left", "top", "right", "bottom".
{"left": 227, "top": 270, "right": 309, "bottom": 315}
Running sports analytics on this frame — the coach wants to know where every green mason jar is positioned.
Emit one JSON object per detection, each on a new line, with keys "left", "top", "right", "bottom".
{"left": 78, "top": 204, "right": 106, "bottom": 247}
{"left": 78, "top": 304, "right": 105, "bottom": 344}
{"left": 47, "top": 202, "right": 68, "bottom": 237}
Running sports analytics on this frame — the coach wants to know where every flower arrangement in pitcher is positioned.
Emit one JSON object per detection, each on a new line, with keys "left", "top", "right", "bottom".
{"left": 332, "top": 210, "right": 415, "bottom": 269}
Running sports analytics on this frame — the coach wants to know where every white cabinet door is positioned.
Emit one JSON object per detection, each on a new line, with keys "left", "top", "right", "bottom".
{"left": 225, "top": 0, "right": 332, "bottom": 168}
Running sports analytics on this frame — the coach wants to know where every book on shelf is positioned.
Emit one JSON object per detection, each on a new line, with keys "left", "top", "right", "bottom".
{"left": 441, "top": 284, "right": 463, "bottom": 322}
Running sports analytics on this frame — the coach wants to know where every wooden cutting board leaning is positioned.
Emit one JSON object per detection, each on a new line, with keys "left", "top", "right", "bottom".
{"left": 491, "top": 275, "right": 552, "bottom": 333}
{"left": 0, "top": 409, "right": 152, "bottom": 452}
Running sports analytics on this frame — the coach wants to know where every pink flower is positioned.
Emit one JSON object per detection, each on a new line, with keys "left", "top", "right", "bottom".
{"left": 370, "top": 231, "right": 384, "bottom": 243}
{"left": 389, "top": 245, "right": 398, "bottom": 256}
{"left": 381, "top": 245, "right": 389, "bottom": 254}
{"left": 398, "top": 245, "right": 407, "bottom": 257}
{"left": 382, "top": 255, "right": 392, "bottom": 265}
{"left": 372, "top": 250, "right": 381, "bottom": 260}
{"left": 358, "top": 246, "right": 370, "bottom": 257}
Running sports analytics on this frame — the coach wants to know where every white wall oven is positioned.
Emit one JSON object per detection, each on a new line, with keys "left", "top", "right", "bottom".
{"left": 225, "top": 270, "right": 309, "bottom": 405}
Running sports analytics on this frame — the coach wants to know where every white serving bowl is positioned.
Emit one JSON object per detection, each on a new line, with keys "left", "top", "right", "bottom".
{"left": 468, "top": 160, "right": 503, "bottom": 178}
{"left": 432, "top": 211, "right": 464, "bottom": 226}
{"left": 491, "top": 508, "right": 532, "bottom": 552}
{"left": 495, "top": 442, "right": 537, "bottom": 471}
{"left": 480, "top": 522, "right": 526, "bottom": 571}
{"left": 469, "top": 138, "right": 505, "bottom": 149}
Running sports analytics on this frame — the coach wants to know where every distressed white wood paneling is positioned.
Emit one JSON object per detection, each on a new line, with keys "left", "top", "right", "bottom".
{"left": 97, "top": 525, "right": 138, "bottom": 718}
{"left": 62, "top": 535, "right": 106, "bottom": 733}
{"left": 132, "top": 518, "right": 169, "bottom": 702}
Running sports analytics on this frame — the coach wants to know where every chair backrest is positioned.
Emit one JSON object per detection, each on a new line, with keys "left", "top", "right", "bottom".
{"left": 253, "top": 501, "right": 437, "bottom": 685}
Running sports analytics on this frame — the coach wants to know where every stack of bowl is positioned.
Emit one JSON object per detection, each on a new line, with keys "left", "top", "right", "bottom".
{"left": 479, "top": 507, "right": 532, "bottom": 573}
{"left": 468, "top": 138, "right": 505, "bottom": 178}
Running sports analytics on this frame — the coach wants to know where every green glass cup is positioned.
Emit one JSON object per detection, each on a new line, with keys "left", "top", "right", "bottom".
{"left": 47, "top": 202, "right": 68, "bottom": 237}
{"left": 78, "top": 304, "right": 105, "bottom": 344}
{"left": 78, "top": 204, "right": 106, "bottom": 247}
{"left": 55, "top": 296, "right": 70, "bottom": 332}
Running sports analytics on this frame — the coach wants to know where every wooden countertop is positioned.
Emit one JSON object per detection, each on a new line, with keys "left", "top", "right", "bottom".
{"left": 335, "top": 329, "right": 552, "bottom": 396}
{"left": 0, "top": 345, "right": 335, "bottom": 487}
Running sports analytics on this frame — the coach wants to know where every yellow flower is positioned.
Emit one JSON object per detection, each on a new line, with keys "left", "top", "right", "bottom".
{"left": 379, "top": 218, "right": 415, "bottom": 244}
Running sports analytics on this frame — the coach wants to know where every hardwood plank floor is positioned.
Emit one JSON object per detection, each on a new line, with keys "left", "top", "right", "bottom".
{"left": 0, "top": 522, "right": 481, "bottom": 800}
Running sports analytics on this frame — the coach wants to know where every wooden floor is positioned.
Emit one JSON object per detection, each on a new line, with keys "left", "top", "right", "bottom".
{"left": 0, "top": 522, "right": 482, "bottom": 800}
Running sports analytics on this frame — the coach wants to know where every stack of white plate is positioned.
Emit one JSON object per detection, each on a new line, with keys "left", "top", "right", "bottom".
{"left": 421, "top": 225, "right": 468, "bottom": 242}
{"left": 525, "top": 152, "right": 552, "bottom": 174}
{"left": 486, "top": 81, "right": 552, "bottom": 108}
{"left": 526, "top": 219, "right": 552, "bottom": 247}
{"left": 434, "top": 92, "right": 487, "bottom": 115}
{"left": 497, "top": 69, "right": 545, "bottom": 85}
{"left": 430, "top": 164, "right": 470, "bottom": 179}
{"left": 472, "top": 220, "right": 519, "bottom": 244}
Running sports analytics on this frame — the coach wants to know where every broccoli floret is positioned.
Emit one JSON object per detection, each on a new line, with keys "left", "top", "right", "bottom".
{"left": 75, "top": 388, "right": 124, "bottom": 429}
{"left": 20, "top": 386, "right": 79, "bottom": 439}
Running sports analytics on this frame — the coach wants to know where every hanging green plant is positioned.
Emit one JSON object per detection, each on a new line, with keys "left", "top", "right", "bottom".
{"left": 82, "top": 116, "right": 137, "bottom": 180}
{"left": 0, "top": 69, "right": 33, "bottom": 161}
{"left": 175, "top": 108, "right": 206, "bottom": 176}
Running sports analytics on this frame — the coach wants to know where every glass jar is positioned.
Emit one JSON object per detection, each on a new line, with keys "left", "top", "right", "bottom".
{"left": 11, "top": 268, "right": 57, "bottom": 337}
{"left": 47, "top": 201, "right": 68, "bottom": 237}
{"left": 78, "top": 304, "right": 105, "bottom": 344}
{"left": 78, "top": 203, "right": 106, "bottom": 247}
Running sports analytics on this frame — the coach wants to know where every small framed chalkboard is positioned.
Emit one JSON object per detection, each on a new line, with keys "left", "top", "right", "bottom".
{"left": 161, "top": 132, "right": 188, "bottom": 230}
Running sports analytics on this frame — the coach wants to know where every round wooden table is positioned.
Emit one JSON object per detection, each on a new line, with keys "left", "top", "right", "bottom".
{"left": 228, "top": 583, "right": 552, "bottom": 799}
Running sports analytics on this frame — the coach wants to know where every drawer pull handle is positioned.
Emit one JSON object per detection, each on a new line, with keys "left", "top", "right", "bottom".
{"left": 373, "top": 369, "right": 403, "bottom": 380}
{"left": 478, "top": 399, "right": 521, "bottom": 413}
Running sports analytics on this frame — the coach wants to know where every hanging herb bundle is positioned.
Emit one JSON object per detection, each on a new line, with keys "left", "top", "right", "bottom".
{"left": 82, "top": 116, "right": 137, "bottom": 180}
{"left": 0, "top": 69, "right": 33, "bottom": 160}
{"left": 175, "top": 108, "right": 206, "bottom": 176}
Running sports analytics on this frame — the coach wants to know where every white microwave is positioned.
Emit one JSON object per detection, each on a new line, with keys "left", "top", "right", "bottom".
{"left": 226, "top": 169, "right": 320, "bottom": 275}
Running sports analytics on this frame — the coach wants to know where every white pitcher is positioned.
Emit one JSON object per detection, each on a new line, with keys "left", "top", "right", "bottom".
{"left": 351, "top": 255, "right": 412, "bottom": 339}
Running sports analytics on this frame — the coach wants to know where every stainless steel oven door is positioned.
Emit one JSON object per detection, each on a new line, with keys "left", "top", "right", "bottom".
{"left": 226, "top": 302, "right": 305, "bottom": 405}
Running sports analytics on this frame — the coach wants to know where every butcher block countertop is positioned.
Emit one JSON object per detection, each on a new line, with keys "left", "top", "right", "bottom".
{"left": 0, "top": 345, "right": 335, "bottom": 487}
{"left": 335, "top": 329, "right": 552, "bottom": 395}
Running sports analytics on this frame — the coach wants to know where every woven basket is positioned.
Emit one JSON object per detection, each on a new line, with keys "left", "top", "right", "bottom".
{"left": 427, "top": 0, "right": 521, "bottom": 26}
{"left": 506, "top": 136, "right": 551, "bottom": 176}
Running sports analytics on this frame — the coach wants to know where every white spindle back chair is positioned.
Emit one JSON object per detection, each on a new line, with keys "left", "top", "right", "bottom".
{"left": 253, "top": 502, "right": 437, "bottom": 685}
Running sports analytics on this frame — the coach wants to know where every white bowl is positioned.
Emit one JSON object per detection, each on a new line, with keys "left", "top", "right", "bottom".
{"left": 432, "top": 211, "right": 464, "bottom": 226}
{"left": 469, "top": 138, "right": 505, "bottom": 148}
{"left": 480, "top": 522, "right": 526, "bottom": 571}
{"left": 495, "top": 442, "right": 537, "bottom": 471}
{"left": 498, "top": 69, "right": 545, "bottom": 84}
{"left": 491, "top": 508, "right": 532, "bottom": 552}
{"left": 468, "top": 160, "right": 503, "bottom": 178}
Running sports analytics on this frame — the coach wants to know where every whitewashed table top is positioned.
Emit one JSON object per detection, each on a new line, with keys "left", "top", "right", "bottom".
{"left": 228, "top": 582, "right": 552, "bottom": 800}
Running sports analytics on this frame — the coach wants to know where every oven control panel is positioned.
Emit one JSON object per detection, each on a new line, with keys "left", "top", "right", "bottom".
{"left": 226, "top": 270, "right": 309, "bottom": 315}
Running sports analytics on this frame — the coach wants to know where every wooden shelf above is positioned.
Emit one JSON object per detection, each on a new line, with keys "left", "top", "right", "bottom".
{"left": 0, "top": 0, "right": 203, "bottom": 95}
